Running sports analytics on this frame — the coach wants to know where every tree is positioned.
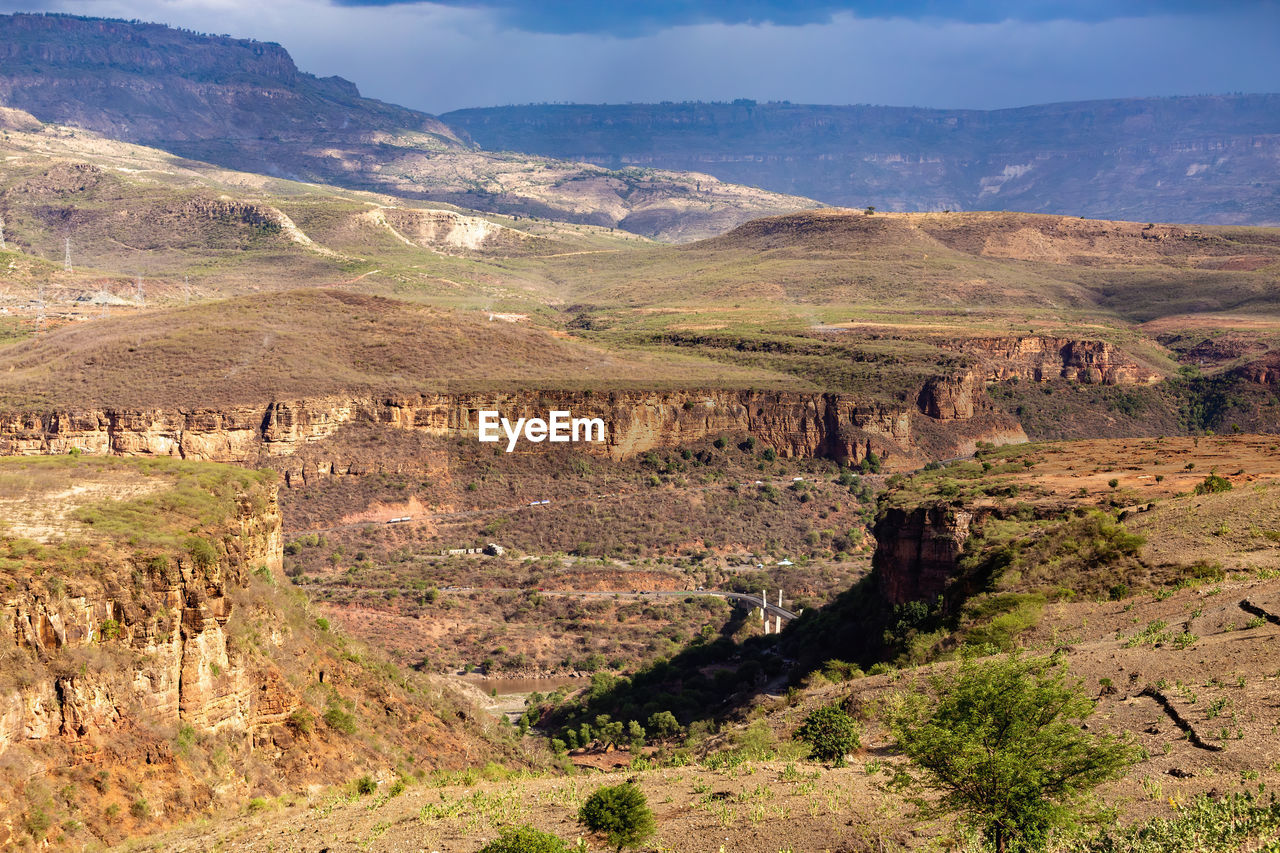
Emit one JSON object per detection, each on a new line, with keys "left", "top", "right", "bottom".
{"left": 646, "top": 710, "right": 682, "bottom": 742}
{"left": 479, "top": 825, "right": 572, "bottom": 853}
{"left": 578, "top": 783, "right": 656, "bottom": 852}
{"left": 794, "top": 704, "right": 861, "bottom": 766}
{"left": 886, "top": 651, "right": 1137, "bottom": 853}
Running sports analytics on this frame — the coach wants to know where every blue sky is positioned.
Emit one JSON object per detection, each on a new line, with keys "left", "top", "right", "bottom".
{"left": 3, "top": 1, "right": 1277, "bottom": 114}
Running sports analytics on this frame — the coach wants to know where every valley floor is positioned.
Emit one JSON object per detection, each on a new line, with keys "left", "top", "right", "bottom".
{"left": 121, "top": 571, "right": 1280, "bottom": 853}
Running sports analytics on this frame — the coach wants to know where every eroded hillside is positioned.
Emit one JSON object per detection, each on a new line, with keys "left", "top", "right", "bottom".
{"left": 0, "top": 456, "right": 514, "bottom": 848}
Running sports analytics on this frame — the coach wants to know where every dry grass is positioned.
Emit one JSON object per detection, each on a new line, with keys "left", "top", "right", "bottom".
{"left": 0, "top": 290, "right": 790, "bottom": 409}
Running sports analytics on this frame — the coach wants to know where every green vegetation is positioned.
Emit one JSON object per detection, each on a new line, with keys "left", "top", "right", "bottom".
{"left": 479, "top": 825, "right": 573, "bottom": 853}
{"left": 578, "top": 783, "right": 656, "bottom": 852}
{"left": 888, "top": 652, "right": 1137, "bottom": 853}
{"left": 1069, "top": 790, "right": 1280, "bottom": 852}
{"left": 1193, "top": 473, "right": 1233, "bottom": 495}
{"left": 57, "top": 456, "right": 276, "bottom": 549}
{"left": 793, "top": 705, "right": 861, "bottom": 766}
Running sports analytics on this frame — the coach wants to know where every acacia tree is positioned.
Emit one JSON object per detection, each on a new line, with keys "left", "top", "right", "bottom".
{"left": 886, "top": 651, "right": 1137, "bottom": 853}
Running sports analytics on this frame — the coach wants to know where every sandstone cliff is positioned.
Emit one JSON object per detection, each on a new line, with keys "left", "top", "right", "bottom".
{"left": 0, "top": 388, "right": 1028, "bottom": 483}
{"left": 872, "top": 504, "right": 980, "bottom": 606}
{"left": 936, "top": 336, "right": 1161, "bottom": 386}
{"left": 0, "top": 457, "right": 509, "bottom": 847}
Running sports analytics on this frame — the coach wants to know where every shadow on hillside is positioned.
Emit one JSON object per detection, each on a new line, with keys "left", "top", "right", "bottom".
{"left": 544, "top": 573, "right": 894, "bottom": 737}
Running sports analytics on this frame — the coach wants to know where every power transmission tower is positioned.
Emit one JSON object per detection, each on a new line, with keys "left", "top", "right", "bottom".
{"left": 63, "top": 236, "right": 72, "bottom": 272}
{"left": 0, "top": 215, "right": 6, "bottom": 250}
{"left": 135, "top": 274, "right": 145, "bottom": 306}
{"left": 36, "top": 279, "right": 45, "bottom": 333}
{"left": 183, "top": 275, "right": 191, "bottom": 304}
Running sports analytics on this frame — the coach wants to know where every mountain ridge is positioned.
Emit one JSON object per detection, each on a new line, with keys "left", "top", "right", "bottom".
{"left": 442, "top": 94, "right": 1280, "bottom": 226}
{"left": 0, "top": 13, "right": 816, "bottom": 241}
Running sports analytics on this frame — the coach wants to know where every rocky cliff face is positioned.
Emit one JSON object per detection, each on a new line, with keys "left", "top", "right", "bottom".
{"left": 0, "top": 388, "right": 1027, "bottom": 482}
{"left": 0, "top": 13, "right": 460, "bottom": 147}
{"left": 937, "top": 336, "right": 1161, "bottom": 386}
{"left": 0, "top": 485, "right": 286, "bottom": 757}
{"left": 872, "top": 505, "right": 980, "bottom": 606}
{"left": 1236, "top": 353, "right": 1280, "bottom": 391}
{"left": 0, "top": 460, "right": 511, "bottom": 847}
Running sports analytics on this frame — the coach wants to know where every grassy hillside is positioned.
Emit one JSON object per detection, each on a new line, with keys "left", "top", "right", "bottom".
{"left": 0, "top": 290, "right": 789, "bottom": 409}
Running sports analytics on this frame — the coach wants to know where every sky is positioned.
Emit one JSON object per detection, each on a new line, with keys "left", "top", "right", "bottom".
{"left": 2, "top": 0, "right": 1277, "bottom": 115}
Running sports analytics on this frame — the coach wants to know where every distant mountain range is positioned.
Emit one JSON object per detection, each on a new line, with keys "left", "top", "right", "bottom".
{"left": 0, "top": 13, "right": 812, "bottom": 241}
{"left": 2, "top": 13, "right": 1276, "bottom": 234}
{"left": 443, "top": 96, "right": 1280, "bottom": 226}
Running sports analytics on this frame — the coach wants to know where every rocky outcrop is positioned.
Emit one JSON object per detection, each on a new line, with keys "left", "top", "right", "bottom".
{"left": 0, "top": 484, "right": 288, "bottom": 755}
{"left": 1235, "top": 353, "right": 1280, "bottom": 390}
{"left": 872, "top": 505, "right": 980, "bottom": 606}
{"left": 0, "top": 388, "right": 1028, "bottom": 481}
{"left": 917, "top": 371, "right": 979, "bottom": 420}
{"left": 938, "top": 336, "right": 1161, "bottom": 386}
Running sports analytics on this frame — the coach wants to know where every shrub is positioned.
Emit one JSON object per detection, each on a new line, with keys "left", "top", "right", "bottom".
{"left": 578, "top": 783, "right": 656, "bottom": 851}
{"left": 1193, "top": 474, "right": 1232, "bottom": 495}
{"left": 287, "top": 707, "right": 314, "bottom": 735}
{"left": 794, "top": 704, "right": 861, "bottom": 765}
{"left": 323, "top": 706, "right": 357, "bottom": 735}
{"left": 479, "top": 825, "right": 572, "bottom": 853}
{"left": 646, "top": 710, "right": 681, "bottom": 741}
{"left": 355, "top": 776, "right": 376, "bottom": 796}
{"left": 184, "top": 536, "right": 218, "bottom": 570}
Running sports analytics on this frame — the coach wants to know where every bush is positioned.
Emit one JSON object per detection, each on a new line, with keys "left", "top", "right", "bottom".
{"left": 323, "top": 706, "right": 357, "bottom": 735}
{"left": 1193, "top": 474, "right": 1233, "bottom": 495}
{"left": 646, "top": 710, "right": 681, "bottom": 741}
{"left": 355, "top": 776, "right": 376, "bottom": 796}
{"left": 479, "top": 825, "right": 573, "bottom": 853}
{"left": 794, "top": 705, "right": 861, "bottom": 765}
{"left": 288, "top": 707, "right": 314, "bottom": 734}
{"left": 184, "top": 536, "right": 218, "bottom": 570}
{"left": 578, "top": 783, "right": 656, "bottom": 851}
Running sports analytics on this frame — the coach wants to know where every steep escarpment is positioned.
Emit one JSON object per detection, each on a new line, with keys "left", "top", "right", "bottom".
{"left": 0, "top": 457, "right": 509, "bottom": 847}
{"left": 0, "top": 388, "right": 1026, "bottom": 482}
{"left": 0, "top": 13, "right": 464, "bottom": 152}
{"left": 936, "top": 336, "right": 1162, "bottom": 386}
{"left": 872, "top": 504, "right": 982, "bottom": 606}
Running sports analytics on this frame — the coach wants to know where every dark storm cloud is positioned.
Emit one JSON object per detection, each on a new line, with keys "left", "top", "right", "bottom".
{"left": 1, "top": 0, "right": 1275, "bottom": 114}
{"left": 328, "top": 0, "right": 1265, "bottom": 35}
